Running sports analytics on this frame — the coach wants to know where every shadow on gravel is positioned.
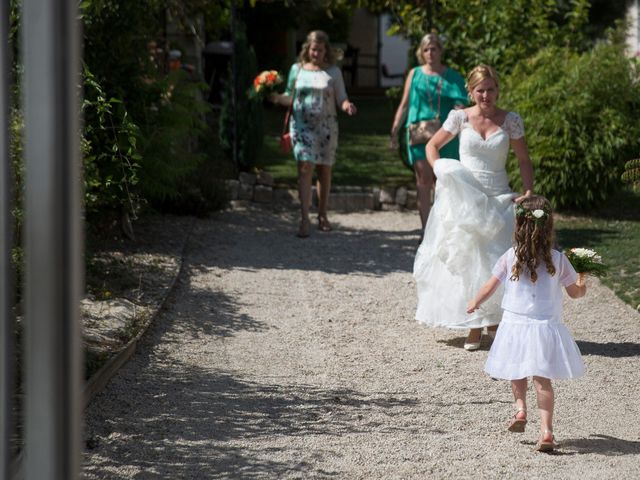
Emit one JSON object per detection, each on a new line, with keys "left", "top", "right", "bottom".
{"left": 85, "top": 362, "right": 418, "bottom": 479}
{"left": 165, "top": 275, "right": 270, "bottom": 339}
{"left": 560, "top": 434, "right": 640, "bottom": 455}
{"left": 575, "top": 340, "right": 640, "bottom": 358}
{"left": 438, "top": 336, "right": 494, "bottom": 351}
{"left": 189, "top": 210, "right": 420, "bottom": 276}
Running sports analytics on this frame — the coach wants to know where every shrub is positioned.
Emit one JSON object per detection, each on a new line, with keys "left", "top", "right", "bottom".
{"left": 82, "top": 0, "right": 227, "bottom": 217}
{"left": 502, "top": 43, "right": 640, "bottom": 209}
{"left": 82, "top": 66, "right": 142, "bottom": 216}
{"left": 622, "top": 159, "right": 640, "bottom": 191}
{"left": 137, "top": 72, "right": 209, "bottom": 205}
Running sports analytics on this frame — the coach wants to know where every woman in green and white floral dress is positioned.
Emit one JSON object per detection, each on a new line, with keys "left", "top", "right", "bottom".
{"left": 272, "top": 30, "right": 356, "bottom": 238}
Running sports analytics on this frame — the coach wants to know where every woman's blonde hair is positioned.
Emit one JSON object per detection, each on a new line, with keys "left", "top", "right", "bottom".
{"left": 511, "top": 195, "right": 556, "bottom": 283}
{"left": 466, "top": 64, "right": 500, "bottom": 100}
{"left": 415, "top": 33, "right": 443, "bottom": 65}
{"left": 298, "top": 30, "right": 336, "bottom": 65}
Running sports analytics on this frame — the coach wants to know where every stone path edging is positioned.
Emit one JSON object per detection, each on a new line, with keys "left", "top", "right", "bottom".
{"left": 82, "top": 218, "right": 195, "bottom": 408}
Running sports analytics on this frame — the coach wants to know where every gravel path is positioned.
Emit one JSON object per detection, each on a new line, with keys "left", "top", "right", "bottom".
{"left": 83, "top": 206, "right": 640, "bottom": 479}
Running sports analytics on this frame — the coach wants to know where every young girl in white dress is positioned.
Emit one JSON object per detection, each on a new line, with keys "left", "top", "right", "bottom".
{"left": 466, "top": 195, "right": 586, "bottom": 452}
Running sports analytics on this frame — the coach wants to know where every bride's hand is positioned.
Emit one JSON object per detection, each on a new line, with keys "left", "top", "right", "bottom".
{"left": 466, "top": 299, "right": 479, "bottom": 314}
{"left": 513, "top": 190, "right": 533, "bottom": 203}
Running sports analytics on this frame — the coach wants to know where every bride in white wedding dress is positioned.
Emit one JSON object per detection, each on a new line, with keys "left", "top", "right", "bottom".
{"left": 413, "top": 64, "right": 534, "bottom": 350}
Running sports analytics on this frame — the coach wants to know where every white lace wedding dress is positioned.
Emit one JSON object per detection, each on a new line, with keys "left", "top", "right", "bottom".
{"left": 413, "top": 109, "right": 525, "bottom": 329}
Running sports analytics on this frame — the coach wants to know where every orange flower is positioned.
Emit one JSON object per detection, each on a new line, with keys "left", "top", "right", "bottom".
{"left": 251, "top": 70, "right": 282, "bottom": 98}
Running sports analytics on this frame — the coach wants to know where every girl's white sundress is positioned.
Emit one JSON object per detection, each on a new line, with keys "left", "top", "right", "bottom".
{"left": 414, "top": 109, "right": 524, "bottom": 329}
{"left": 485, "top": 248, "right": 585, "bottom": 380}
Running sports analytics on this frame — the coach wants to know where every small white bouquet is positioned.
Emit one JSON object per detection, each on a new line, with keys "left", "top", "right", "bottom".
{"left": 565, "top": 247, "right": 608, "bottom": 277}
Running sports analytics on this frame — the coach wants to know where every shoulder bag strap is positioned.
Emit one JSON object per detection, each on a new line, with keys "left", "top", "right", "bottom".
{"left": 435, "top": 77, "right": 443, "bottom": 120}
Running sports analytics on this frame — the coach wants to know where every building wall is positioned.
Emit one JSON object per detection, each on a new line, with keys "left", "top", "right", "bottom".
{"left": 379, "top": 13, "right": 411, "bottom": 88}
{"left": 627, "top": 0, "right": 640, "bottom": 57}
{"left": 347, "top": 9, "right": 379, "bottom": 88}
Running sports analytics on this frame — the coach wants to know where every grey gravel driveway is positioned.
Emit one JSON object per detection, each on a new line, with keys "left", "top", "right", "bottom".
{"left": 83, "top": 206, "right": 640, "bottom": 479}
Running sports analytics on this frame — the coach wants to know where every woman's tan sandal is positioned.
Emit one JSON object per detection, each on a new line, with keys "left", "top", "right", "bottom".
{"left": 534, "top": 430, "right": 556, "bottom": 452}
{"left": 507, "top": 408, "right": 527, "bottom": 433}
{"left": 317, "top": 215, "right": 332, "bottom": 232}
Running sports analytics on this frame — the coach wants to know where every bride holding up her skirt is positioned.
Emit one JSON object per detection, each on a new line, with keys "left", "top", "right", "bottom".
{"left": 413, "top": 64, "right": 534, "bottom": 350}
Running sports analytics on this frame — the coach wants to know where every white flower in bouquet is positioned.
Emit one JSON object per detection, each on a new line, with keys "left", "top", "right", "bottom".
{"left": 565, "top": 247, "right": 608, "bottom": 277}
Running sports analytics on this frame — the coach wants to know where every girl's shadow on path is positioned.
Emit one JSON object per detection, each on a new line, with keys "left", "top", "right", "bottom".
{"left": 560, "top": 435, "right": 640, "bottom": 455}
{"left": 575, "top": 340, "right": 640, "bottom": 358}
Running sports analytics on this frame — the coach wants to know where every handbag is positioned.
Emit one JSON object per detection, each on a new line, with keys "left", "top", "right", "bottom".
{"left": 408, "top": 75, "right": 443, "bottom": 146}
{"left": 408, "top": 119, "right": 441, "bottom": 146}
{"left": 280, "top": 108, "right": 293, "bottom": 153}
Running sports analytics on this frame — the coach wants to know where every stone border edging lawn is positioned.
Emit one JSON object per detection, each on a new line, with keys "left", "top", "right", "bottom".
{"left": 83, "top": 218, "right": 195, "bottom": 408}
{"left": 226, "top": 171, "right": 419, "bottom": 212}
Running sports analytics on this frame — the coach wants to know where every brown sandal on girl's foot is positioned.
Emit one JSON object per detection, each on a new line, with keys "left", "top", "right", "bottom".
{"left": 297, "top": 218, "right": 310, "bottom": 238}
{"left": 534, "top": 430, "right": 556, "bottom": 452}
{"left": 317, "top": 215, "right": 332, "bottom": 232}
{"left": 507, "top": 408, "right": 527, "bottom": 433}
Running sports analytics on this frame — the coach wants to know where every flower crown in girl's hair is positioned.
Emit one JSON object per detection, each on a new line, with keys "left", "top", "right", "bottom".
{"left": 515, "top": 203, "right": 549, "bottom": 225}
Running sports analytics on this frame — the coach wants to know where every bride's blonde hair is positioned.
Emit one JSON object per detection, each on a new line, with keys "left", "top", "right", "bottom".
{"left": 466, "top": 64, "right": 500, "bottom": 102}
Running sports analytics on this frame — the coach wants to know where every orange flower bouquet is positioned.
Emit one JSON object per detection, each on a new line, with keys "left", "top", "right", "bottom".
{"left": 250, "top": 70, "right": 283, "bottom": 99}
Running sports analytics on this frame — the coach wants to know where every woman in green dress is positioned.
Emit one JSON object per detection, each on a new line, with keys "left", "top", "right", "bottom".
{"left": 390, "top": 33, "right": 467, "bottom": 233}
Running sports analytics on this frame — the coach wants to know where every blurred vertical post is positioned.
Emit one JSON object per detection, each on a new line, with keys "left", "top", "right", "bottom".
{"left": 0, "top": 0, "right": 14, "bottom": 477}
{"left": 230, "top": 0, "right": 238, "bottom": 172}
{"left": 22, "top": 0, "right": 82, "bottom": 478}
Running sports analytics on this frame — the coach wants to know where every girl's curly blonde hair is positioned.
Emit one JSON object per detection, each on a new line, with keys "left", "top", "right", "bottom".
{"left": 298, "top": 30, "right": 336, "bottom": 65}
{"left": 511, "top": 195, "right": 556, "bottom": 283}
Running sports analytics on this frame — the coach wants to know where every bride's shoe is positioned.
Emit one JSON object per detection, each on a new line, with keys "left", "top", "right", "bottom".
{"left": 507, "top": 408, "right": 527, "bottom": 432}
{"left": 463, "top": 340, "right": 481, "bottom": 351}
{"left": 463, "top": 330, "right": 482, "bottom": 351}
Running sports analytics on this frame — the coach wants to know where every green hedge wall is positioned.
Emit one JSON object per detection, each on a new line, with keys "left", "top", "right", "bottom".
{"left": 503, "top": 43, "right": 640, "bottom": 209}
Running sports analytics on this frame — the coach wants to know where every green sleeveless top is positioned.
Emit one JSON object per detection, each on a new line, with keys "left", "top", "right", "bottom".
{"left": 406, "top": 67, "right": 467, "bottom": 162}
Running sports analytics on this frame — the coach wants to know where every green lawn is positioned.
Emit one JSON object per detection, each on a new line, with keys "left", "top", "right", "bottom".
{"left": 555, "top": 189, "right": 640, "bottom": 311}
{"left": 258, "top": 97, "right": 415, "bottom": 188}
{"left": 255, "top": 96, "right": 640, "bottom": 313}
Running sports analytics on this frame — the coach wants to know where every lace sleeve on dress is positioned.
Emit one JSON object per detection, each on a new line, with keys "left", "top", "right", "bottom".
{"left": 491, "top": 250, "right": 510, "bottom": 282}
{"left": 505, "top": 112, "right": 525, "bottom": 139}
{"left": 442, "top": 109, "right": 463, "bottom": 136}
